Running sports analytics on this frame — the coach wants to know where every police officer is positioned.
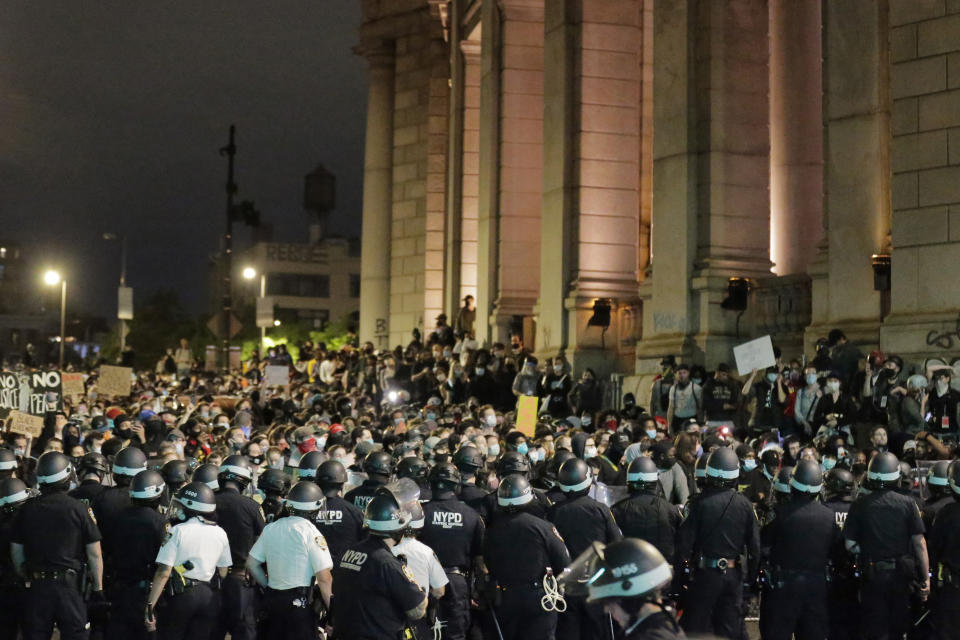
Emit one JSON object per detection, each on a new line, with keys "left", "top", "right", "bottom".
{"left": 823, "top": 467, "right": 858, "bottom": 640}
{"left": 192, "top": 463, "right": 219, "bottom": 490}
{"left": 541, "top": 450, "right": 576, "bottom": 505}
{"left": 452, "top": 444, "right": 488, "bottom": 511}
{"left": 760, "top": 459, "right": 839, "bottom": 640}
{"left": 344, "top": 450, "right": 394, "bottom": 510}
{"left": 481, "top": 452, "right": 552, "bottom": 522}
{"left": 844, "top": 451, "right": 929, "bottom": 639}
{"left": 160, "top": 459, "right": 190, "bottom": 510}
{"left": 246, "top": 481, "right": 334, "bottom": 640}
{"left": 612, "top": 456, "right": 681, "bottom": 562}
{"left": 483, "top": 474, "right": 570, "bottom": 640}
{"left": 296, "top": 450, "right": 325, "bottom": 481}
{"left": 11, "top": 451, "right": 104, "bottom": 640}
{"left": 145, "top": 481, "right": 232, "bottom": 640}
{"left": 211, "top": 455, "right": 264, "bottom": 640}
{"left": 0, "top": 477, "right": 29, "bottom": 640}
{"left": 330, "top": 488, "right": 427, "bottom": 638}
{"left": 93, "top": 446, "right": 148, "bottom": 573}
{"left": 69, "top": 452, "right": 109, "bottom": 505}
{"left": 549, "top": 458, "right": 622, "bottom": 640}
{"left": 0, "top": 449, "right": 18, "bottom": 481}
{"left": 397, "top": 455, "right": 432, "bottom": 502}
{"left": 929, "top": 460, "right": 960, "bottom": 637}
{"left": 257, "top": 468, "right": 290, "bottom": 523}
{"left": 560, "top": 538, "right": 685, "bottom": 639}
{"left": 420, "top": 462, "right": 485, "bottom": 640}
{"left": 105, "top": 469, "right": 168, "bottom": 640}
{"left": 313, "top": 459, "right": 365, "bottom": 563}
{"left": 677, "top": 446, "right": 759, "bottom": 638}
{"left": 923, "top": 460, "right": 953, "bottom": 533}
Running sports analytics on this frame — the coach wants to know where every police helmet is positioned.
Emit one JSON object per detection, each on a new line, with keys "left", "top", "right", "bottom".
{"left": 542, "top": 450, "right": 576, "bottom": 489}
{"left": 363, "top": 490, "right": 413, "bottom": 536}
{"left": 258, "top": 468, "right": 291, "bottom": 496}
{"left": 130, "top": 470, "right": 166, "bottom": 502}
{"left": 397, "top": 456, "right": 429, "bottom": 484}
{"left": 695, "top": 454, "right": 710, "bottom": 480}
{"left": 174, "top": 481, "right": 217, "bottom": 516}
{"left": 558, "top": 458, "right": 593, "bottom": 494}
{"left": 113, "top": 446, "right": 148, "bottom": 478}
{"left": 297, "top": 451, "right": 325, "bottom": 479}
{"left": 706, "top": 447, "right": 740, "bottom": 487}
{"left": 316, "top": 460, "right": 347, "bottom": 487}
{"left": 560, "top": 538, "right": 672, "bottom": 604}
{"left": 36, "top": 451, "right": 73, "bottom": 488}
{"left": 408, "top": 500, "right": 425, "bottom": 531}
{"left": 790, "top": 459, "right": 823, "bottom": 495}
{"left": 219, "top": 454, "right": 253, "bottom": 486}
{"left": 0, "top": 449, "right": 18, "bottom": 474}
{"left": 824, "top": 468, "right": 856, "bottom": 499}
{"left": 497, "top": 451, "right": 530, "bottom": 477}
{"left": 497, "top": 473, "right": 534, "bottom": 508}
{"left": 160, "top": 459, "right": 190, "bottom": 490}
{"left": 866, "top": 451, "right": 901, "bottom": 489}
{"left": 452, "top": 445, "right": 484, "bottom": 473}
{"left": 428, "top": 462, "right": 461, "bottom": 492}
{"left": 78, "top": 452, "right": 110, "bottom": 479}
{"left": 285, "top": 481, "right": 325, "bottom": 515}
{"left": 773, "top": 467, "right": 793, "bottom": 495}
{"left": 948, "top": 460, "right": 960, "bottom": 496}
{"left": 928, "top": 460, "right": 951, "bottom": 495}
{"left": 0, "top": 478, "right": 30, "bottom": 510}
{"left": 626, "top": 456, "right": 661, "bottom": 493}
{"left": 192, "top": 463, "right": 220, "bottom": 491}
{"left": 363, "top": 451, "right": 395, "bottom": 477}
{"left": 898, "top": 461, "right": 914, "bottom": 492}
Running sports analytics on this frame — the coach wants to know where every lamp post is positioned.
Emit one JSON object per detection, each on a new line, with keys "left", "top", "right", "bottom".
{"left": 43, "top": 270, "right": 66, "bottom": 369}
{"left": 242, "top": 266, "right": 267, "bottom": 355}
{"left": 103, "top": 233, "right": 130, "bottom": 352}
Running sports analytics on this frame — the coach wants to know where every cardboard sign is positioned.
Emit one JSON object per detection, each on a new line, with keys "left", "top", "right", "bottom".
{"left": 264, "top": 365, "right": 289, "bottom": 388}
{"left": 0, "top": 370, "right": 63, "bottom": 418}
{"left": 62, "top": 373, "right": 85, "bottom": 399}
{"left": 7, "top": 410, "right": 44, "bottom": 438}
{"left": 515, "top": 395, "right": 539, "bottom": 438}
{"left": 99, "top": 365, "right": 133, "bottom": 397}
{"left": 733, "top": 335, "right": 777, "bottom": 375}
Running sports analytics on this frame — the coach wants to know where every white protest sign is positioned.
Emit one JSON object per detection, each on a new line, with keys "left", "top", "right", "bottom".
{"left": 264, "top": 365, "right": 289, "bottom": 388}
{"left": 733, "top": 335, "right": 776, "bottom": 375}
{"left": 99, "top": 365, "right": 133, "bottom": 397}
{"left": 7, "top": 410, "right": 44, "bottom": 438}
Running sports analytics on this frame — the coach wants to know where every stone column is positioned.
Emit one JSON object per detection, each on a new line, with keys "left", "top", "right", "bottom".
{"left": 769, "top": 0, "right": 823, "bottom": 276}
{"left": 358, "top": 46, "right": 395, "bottom": 348}
{"left": 806, "top": 0, "right": 890, "bottom": 349}
{"left": 539, "top": 0, "right": 644, "bottom": 375}
{"left": 443, "top": 0, "right": 465, "bottom": 320}
{"left": 459, "top": 40, "right": 481, "bottom": 304}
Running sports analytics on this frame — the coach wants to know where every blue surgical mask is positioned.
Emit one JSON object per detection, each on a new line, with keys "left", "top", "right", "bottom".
{"left": 646, "top": 429, "right": 658, "bottom": 439}
{"left": 766, "top": 373, "right": 779, "bottom": 383}
{"left": 692, "top": 378, "right": 702, "bottom": 385}
{"left": 822, "top": 458, "right": 837, "bottom": 471}
{"left": 581, "top": 416, "right": 592, "bottom": 427}
{"left": 516, "top": 442, "right": 529, "bottom": 455}
{"left": 805, "top": 373, "right": 818, "bottom": 385}
{"left": 743, "top": 459, "right": 757, "bottom": 471}
{"left": 475, "top": 367, "right": 485, "bottom": 377}
{"left": 426, "top": 412, "right": 436, "bottom": 421}
{"left": 488, "top": 443, "right": 500, "bottom": 457}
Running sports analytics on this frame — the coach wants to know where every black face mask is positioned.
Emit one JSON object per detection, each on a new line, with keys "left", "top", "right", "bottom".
{"left": 852, "top": 462, "right": 867, "bottom": 475}
{"left": 249, "top": 456, "right": 263, "bottom": 466}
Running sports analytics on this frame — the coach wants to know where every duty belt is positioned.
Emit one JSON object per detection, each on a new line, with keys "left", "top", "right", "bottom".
{"left": 865, "top": 559, "right": 898, "bottom": 572}
{"left": 28, "top": 569, "right": 78, "bottom": 583}
{"left": 445, "top": 567, "right": 470, "bottom": 576}
{"left": 179, "top": 577, "right": 209, "bottom": 590}
{"left": 698, "top": 557, "right": 738, "bottom": 571}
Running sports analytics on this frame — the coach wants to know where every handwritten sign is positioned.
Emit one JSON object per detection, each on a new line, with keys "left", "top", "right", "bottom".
{"left": 62, "top": 373, "right": 85, "bottom": 399}
{"left": 98, "top": 365, "right": 133, "bottom": 397}
{"left": 733, "top": 335, "right": 776, "bottom": 375}
{"left": 264, "top": 365, "right": 289, "bottom": 388}
{"left": 7, "top": 410, "right": 44, "bottom": 438}
{"left": 515, "top": 395, "right": 539, "bottom": 438}
{"left": 0, "top": 370, "right": 62, "bottom": 418}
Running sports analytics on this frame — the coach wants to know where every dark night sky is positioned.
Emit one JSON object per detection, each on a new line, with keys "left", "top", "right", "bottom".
{"left": 0, "top": 2, "right": 367, "bottom": 316}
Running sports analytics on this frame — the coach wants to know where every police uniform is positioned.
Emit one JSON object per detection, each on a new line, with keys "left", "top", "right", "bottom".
{"left": 92, "top": 484, "right": 133, "bottom": 582}
{"left": 458, "top": 482, "right": 488, "bottom": 513}
{"left": 261, "top": 495, "right": 285, "bottom": 524}
{"left": 844, "top": 489, "right": 925, "bottom": 639}
{"left": 624, "top": 609, "right": 687, "bottom": 639}
{"left": 248, "top": 515, "right": 334, "bottom": 639}
{"left": 676, "top": 487, "right": 760, "bottom": 638}
{"left": 393, "top": 536, "right": 449, "bottom": 640}
{"left": 312, "top": 494, "right": 365, "bottom": 564}
{"left": 12, "top": 491, "right": 101, "bottom": 640}
{"left": 420, "top": 491, "right": 485, "bottom": 640}
{"left": 69, "top": 479, "right": 107, "bottom": 506}
{"left": 154, "top": 516, "right": 232, "bottom": 640}
{"left": 549, "top": 494, "right": 622, "bottom": 640}
{"left": 479, "top": 486, "right": 552, "bottom": 523}
{"left": 344, "top": 478, "right": 388, "bottom": 511}
{"left": 611, "top": 492, "right": 681, "bottom": 561}
{"left": 483, "top": 509, "right": 571, "bottom": 640}
{"left": 929, "top": 499, "right": 960, "bottom": 638}
{"left": 823, "top": 495, "right": 857, "bottom": 640}
{"left": 105, "top": 502, "right": 168, "bottom": 640}
{"left": 0, "top": 499, "right": 26, "bottom": 640}
{"left": 922, "top": 493, "right": 953, "bottom": 534}
{"left": 760, "top": 496, "right": 839, "bottom": 640}
{"left": 211, "top": 486, "right": 265, "bottom": 640}
{"left": 330, "top": 535, "right": 426, "bottom": 640}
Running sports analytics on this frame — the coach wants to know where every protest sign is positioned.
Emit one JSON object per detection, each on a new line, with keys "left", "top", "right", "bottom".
{"left": 98, "top": 365, "right": 132, "bottom": 397}
{"left": 733, "top": 335, "right": 776, "bottom": 375}
{"left": 6, "top": 410, "right": 44, "bottom": 438}
{"left": 62, "top": 372, "right": 85, "bottom": 399}
{"left": 515, "top": 395, "right": 539, "bottom": 438}
{"left": 0, "top": 370, "right": 63, "bottom": 418}
{"left": 264, "top": 365, "right": 289, "bottom": 388}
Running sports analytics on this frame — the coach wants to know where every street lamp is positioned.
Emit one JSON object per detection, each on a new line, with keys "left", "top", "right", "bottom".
{"left": 243, "top": 266, "right": 267, "bottom": 355}
{"left": 103, "top": 233, "right": 131, "bottom": 353}
{"left": 43, "top": 270, "right": 66, "bottom": 369}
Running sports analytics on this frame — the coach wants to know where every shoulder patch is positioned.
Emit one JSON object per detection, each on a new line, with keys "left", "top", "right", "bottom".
{"left": 315, "top": 535, "right": 328, "bottom": 550}
{"left": 87, "top": 507, "right": 97, "bottom": 526}
{"left": 551, "top": 525, "right": 564, "bottom": 542}
{"left": 162, "top": 530, "right": 173, "bottom": 546}
{"left": 401, "top": 563, "right": 417, "bottom": 584}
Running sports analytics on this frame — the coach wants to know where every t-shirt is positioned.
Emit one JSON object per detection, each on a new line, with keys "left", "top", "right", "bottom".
{"left": 248, "top": 516, "right": 333, "bottom": 590}
{"left": 155, "top": 517, "right": 232, "bottom": 581}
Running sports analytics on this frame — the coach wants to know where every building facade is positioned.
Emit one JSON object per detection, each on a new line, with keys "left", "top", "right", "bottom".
{"left": 356, "top": 0, "right": 960, "bottom": 378}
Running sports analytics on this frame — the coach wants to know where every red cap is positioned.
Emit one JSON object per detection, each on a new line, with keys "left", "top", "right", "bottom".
{"left": 329, "top": 423, "right": 345, "bottom": 435}
{"left": 106, "top": 407, "right": 124, "bottom": 420}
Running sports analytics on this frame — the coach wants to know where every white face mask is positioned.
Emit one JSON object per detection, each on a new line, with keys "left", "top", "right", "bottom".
{"left": 487, "top": 443, "right": 500, "bottom": 457}
{"left": 584, "top": 446, "right": 598, "bottom": 459}
{"left": 826, "top": 381, "right": 840, "bottom": 394}
{"left": 937, "top": 380, "right": 949, "bottom": 394}
{"left": 485, "top": 414, "right": 497, "bottom": 428}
